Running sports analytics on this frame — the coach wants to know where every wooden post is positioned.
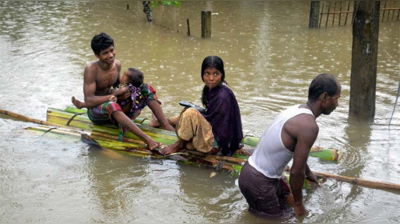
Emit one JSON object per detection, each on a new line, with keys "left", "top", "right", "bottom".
{"left": 349, "top": 1, "right": 380, "bottom": 119}
{"left": 127, "top": 4, "right": 129, "bottom": 10}
{"left": 201, "top": 10, "right": 211, "bottom": 38}
{"left": 187, "top": 18, "right": 191, "bottom": 36}
{"left": 309, "top": 1, "right": 321, "bottom": 28}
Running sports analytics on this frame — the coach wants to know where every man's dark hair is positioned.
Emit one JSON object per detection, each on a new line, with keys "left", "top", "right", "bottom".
{"left": 308, "top": 73, "right": 339, "bottom": 102}
{"left": 126, "top": 68, "right": 144, "bottom": 87}
{"left": 91, "top": 32, "right": 114, "bottom": 55}
{"left": 201, "top": 55, "right": 227, "bottom": 108}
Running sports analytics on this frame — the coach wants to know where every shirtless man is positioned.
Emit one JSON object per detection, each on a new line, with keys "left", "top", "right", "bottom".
{"left": 239, "top": 74, "right": 341, "bottom": 218}
{"left": 72, "top": 32, "right": 172, "bottom": 150}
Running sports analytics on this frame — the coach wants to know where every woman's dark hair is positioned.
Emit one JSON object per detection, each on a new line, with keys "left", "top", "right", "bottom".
{"left": 308, "top": 73, "right": 339, "bottom": 102}
{"left": 126, "top": 68, "right": 144, "bottom": 87}
{"left": 201, "top": 56, "right": 227, "bottom": 108}
{"left": 91, "top": 32, "right": 114, "bottom": 55}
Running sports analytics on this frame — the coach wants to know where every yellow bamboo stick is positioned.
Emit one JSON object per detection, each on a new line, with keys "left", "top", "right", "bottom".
{"left": 285, "top": 166, "right": 400, "bottom": 192}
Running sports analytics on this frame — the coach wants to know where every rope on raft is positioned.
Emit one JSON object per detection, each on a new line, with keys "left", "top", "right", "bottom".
{"left": 66, "top": 112, "right": 85, "bottom": 126}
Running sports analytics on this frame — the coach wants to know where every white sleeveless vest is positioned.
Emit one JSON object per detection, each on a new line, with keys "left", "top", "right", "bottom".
{"left": 248, "top": 105, "right": 314, "bottom": 179}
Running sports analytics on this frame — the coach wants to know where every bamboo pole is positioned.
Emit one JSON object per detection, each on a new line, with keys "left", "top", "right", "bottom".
{"left": 0, "top": 108, "right": 147, "bottom": 145}
{"left": 314, "top": 171, "right": 400, "bottom": 191}
{"left": 0, "top": 108, "right": 155, "bottom": 148}
{"left": 0, "top": 109, "right": 64, "bottom": 127}
{"left": 285, "top": 166, "right": 400, "bottom": 192}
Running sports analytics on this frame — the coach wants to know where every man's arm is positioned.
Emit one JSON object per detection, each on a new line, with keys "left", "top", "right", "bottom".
{"left": 83, "top": 66, "right": 112, "bottom": 108}
{"left": 288, "top": 115, "right": 319, "bottom": 217}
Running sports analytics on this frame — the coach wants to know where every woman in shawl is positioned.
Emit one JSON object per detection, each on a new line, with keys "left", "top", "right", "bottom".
{"left": 160, "top": 56, "right": 243, "bottom": 156}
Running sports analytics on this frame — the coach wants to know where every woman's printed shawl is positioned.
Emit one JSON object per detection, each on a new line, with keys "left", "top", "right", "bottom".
{"left": 203, "top": 84, "right": 243, "bottom": 156}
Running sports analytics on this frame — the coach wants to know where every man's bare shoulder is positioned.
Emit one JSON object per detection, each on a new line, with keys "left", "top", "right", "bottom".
{"left": 83, "top": 62, "right": 99, "bottom": 77}
{"left": 286, "top": 113, "right": 319, "bottom": 136}
{"left": 295, "top": 113, "right": 318, "bottom": 128}
{"left": 84, "top": 61, "right": 99, "bottom": 71}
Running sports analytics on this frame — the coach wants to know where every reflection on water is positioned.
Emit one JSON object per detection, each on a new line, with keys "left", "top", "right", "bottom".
{"left": 1, "top": 1, "right": 400, "bottom": 223}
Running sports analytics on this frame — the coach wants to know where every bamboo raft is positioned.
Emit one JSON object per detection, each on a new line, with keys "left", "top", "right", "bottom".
{"left": 2, "top": 107, "right": 400, "bottom": 192}
{"left": 46, "top": 107, "right": 342, "bottom": 162}
{"left": 42, "top": 107, "right": 343, "bottom": 189}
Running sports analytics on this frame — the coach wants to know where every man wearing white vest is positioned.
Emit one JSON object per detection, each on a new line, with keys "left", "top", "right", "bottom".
{"left": 239, "top": 74, "right": 341, "bottom": 218}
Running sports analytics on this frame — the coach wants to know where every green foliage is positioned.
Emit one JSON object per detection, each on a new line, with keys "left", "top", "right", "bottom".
{"left": 150, "top": 1, "right": 181, "bottom": 8}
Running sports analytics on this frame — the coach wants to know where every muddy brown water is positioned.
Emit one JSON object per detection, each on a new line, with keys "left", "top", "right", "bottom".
{"left": 1, "top": 1, "right": 400, "bottom": 222}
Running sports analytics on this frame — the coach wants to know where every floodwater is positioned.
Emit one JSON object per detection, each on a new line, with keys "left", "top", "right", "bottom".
{"left": 1, "top": 1, "right": 400, "bottom": 223}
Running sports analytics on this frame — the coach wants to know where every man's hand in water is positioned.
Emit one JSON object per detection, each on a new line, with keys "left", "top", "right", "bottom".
{"left": 294, "top": 203, "right": 307, "bottom": 217}
{"left": 307, "top": 171, "right": 326, "bottom": 187}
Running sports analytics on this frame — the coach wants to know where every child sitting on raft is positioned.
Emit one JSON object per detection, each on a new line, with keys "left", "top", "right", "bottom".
{"left": 72, "top": 68, "right": 175, "bottom": 135}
